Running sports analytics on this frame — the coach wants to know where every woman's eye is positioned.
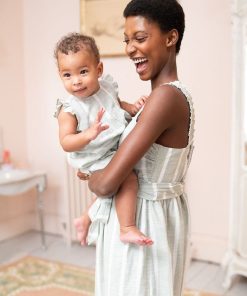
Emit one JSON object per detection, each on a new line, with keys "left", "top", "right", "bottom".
{"left": 123, "top": 39, "right": 129, "bottom": 44}
{"left": 136, "top": 37, "right": 146, "bottom": 43}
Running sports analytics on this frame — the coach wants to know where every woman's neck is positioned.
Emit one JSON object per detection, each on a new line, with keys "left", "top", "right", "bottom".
{"left": 151, "top": 72, "right": 178, "bottom": 90}
{"left": 151, "top": 59, "right": 178, "bottom": 90}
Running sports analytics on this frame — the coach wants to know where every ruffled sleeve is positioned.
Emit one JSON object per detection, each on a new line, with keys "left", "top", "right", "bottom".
{"left": 100, "top": 74, "right": 133, "bottom": 122}
{"left": 53, "top": 98, "right": 76, "bottom": 118}
{"left": 100, "top": 74, "right": 119, "bottom": 99}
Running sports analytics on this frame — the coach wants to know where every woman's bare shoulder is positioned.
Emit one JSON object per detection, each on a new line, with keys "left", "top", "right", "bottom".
{"left": 150, "top": 84, "right": 184, "bottom": 105}
{"left": 139, "top": 84, "right": 184, "bottom": 125}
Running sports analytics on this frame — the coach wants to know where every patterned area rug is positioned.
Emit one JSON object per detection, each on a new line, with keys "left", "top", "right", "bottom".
{"left": 0, "top": 256, "right": 219, "bottom": 296}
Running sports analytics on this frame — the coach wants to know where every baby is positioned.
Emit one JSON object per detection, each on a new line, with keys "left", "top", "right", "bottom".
{"left": 54, "top": 32, "right": 153, "bottom": 246}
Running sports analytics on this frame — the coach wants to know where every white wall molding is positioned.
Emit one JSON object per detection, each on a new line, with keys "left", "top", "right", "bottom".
{"left": 223, "top": 0, "right": 247, "bottom": 288}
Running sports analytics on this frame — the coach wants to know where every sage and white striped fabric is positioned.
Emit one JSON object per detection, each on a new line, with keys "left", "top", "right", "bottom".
{"left": 92, "top": 80, "right": 195, "bottom": 296}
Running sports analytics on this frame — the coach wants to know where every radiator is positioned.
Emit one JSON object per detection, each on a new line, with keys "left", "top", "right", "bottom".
{"left": 66, "top": 164, "right": 94, "bottom": 241}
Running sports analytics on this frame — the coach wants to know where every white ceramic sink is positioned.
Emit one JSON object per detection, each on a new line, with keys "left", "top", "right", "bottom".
{"left": 0, "top": 168, "right": 47, "bottom": 248}
{"left": 0, "top": 169, "right": 31, "bottom": 185}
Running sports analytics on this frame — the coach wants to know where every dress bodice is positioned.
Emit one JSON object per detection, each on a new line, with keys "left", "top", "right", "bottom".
{"left": 120, "top": 80, "right": 195, "bottom": 201}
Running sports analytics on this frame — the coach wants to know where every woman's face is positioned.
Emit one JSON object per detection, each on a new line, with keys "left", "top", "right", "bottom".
{"left": 124, "top": 16, "right": 169, "bottom": 82}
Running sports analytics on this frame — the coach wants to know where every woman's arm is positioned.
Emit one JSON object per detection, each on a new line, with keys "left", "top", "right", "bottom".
{"left": 88, "top": 86, "right": 181, "bottom": 196}
{"left": 58, "top": 107, "right": 109, "bottom": 152}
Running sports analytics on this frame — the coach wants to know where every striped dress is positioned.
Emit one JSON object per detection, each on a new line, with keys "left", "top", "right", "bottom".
{"left": 89, "top": 81, "right": 195, "bottom": 296}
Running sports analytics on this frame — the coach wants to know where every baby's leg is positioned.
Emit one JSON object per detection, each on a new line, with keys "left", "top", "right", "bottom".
{"left": 115, "top": 172, "right": 153, "bottom": 246}
{"left": 74, "top": 196, "right": 97, "bottom": 246}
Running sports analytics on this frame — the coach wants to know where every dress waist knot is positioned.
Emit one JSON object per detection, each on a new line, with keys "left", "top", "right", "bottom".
{"left": 138, "top": 181, "right": 184, "bottom": 200}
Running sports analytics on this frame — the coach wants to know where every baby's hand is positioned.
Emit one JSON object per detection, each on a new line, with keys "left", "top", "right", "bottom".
{"left": 130, "top": 95, "right": 148, "bottom": 116}
{"left": 89, "top": 108, "right": 109, "bottom": 140}
{"left": 135, "top": 95, "right": 148, "bottom": 109}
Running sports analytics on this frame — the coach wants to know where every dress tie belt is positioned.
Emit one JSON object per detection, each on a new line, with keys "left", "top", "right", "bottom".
{"left": 87, "top": 182, "right": 184, "bottom": 244}
{"left": 137, "top": 181, "right": 184, "bottom": 201}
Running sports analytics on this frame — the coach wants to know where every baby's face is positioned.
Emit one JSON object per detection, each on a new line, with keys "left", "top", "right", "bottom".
{"left": 58, "top": 49, "right": 103, "bottom": 99}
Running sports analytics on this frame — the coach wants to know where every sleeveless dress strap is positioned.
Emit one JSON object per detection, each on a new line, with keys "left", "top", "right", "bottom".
{"left": 161, "top": 80, "right": 195, "bottom": 146}
{"left": 162, "top": 81, "right": 195, "bottom": 177}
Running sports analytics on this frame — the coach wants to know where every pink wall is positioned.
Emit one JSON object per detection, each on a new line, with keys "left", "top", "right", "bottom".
{"left": 0, "top": 0, "right": 33, "bottom": 239}
{"left": 179, "top": 0, "right": 232, "bottom": 261}
{"left": 0, "top": 0, "right": 27, "bottom": 165}
{"left": 0, "top": 0, "right": 233, "bottom": 262}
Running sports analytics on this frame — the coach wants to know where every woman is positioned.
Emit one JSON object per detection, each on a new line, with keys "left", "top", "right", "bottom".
{"left": 79, "top": 0, "right": 195, "bottom": 295}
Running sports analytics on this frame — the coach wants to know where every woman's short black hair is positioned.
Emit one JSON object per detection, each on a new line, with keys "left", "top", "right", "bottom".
{"left": 123, "top": 0, "right": 185, "bottom": 54}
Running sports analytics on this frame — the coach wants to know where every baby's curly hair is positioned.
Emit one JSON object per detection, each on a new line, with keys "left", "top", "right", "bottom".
{"left": 123, "top": 0, "right": 185, "bottom": 54}
{"left": 54, "top": 32, "right": 100, "bottom": 63}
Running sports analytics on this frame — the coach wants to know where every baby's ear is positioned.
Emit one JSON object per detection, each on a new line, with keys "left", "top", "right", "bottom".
{"left": 97, "top": 62, "right": 103, "bottom": 77}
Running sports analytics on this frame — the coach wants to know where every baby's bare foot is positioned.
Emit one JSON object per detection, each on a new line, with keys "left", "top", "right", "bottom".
{"left": 74, "top": 215, "right": 91, "bottom": 246}
{"left": 120, "top": 225, "right": 153, "bottom": 246}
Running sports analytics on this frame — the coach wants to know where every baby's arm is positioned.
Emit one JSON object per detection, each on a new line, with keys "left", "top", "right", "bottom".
{"left": 118, "top": 95, "right": 148, "bottom": 117}
{"left": 58, "top": 107, "right": 109, "bottom": 152}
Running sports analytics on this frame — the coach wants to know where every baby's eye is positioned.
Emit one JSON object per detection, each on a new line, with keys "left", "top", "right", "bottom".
{"left": 63, "top": 73, "right": 70, "bottom": 78}
{"left": 80, "top": 69, "right": 88, "bottom": 75}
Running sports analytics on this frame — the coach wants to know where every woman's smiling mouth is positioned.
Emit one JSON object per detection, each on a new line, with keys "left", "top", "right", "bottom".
{"left": 132, "top": 57, "right": 148, "bottom": 75}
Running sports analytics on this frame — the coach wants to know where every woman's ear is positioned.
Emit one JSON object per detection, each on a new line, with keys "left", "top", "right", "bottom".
{"left": 166, "top": 29, "right": 179, "bottom": 48}
{"left": 97, "top": 62, "right": 103, "bottom": 78}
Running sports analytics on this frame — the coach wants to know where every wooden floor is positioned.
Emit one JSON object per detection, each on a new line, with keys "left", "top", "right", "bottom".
{"left": 0, "top": 231, "right": 247, "bottom": 296}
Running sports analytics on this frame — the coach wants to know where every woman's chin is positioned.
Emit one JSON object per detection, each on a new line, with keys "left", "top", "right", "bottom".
{"left": 137, "top": 72, "right": 150, "bottom": 81}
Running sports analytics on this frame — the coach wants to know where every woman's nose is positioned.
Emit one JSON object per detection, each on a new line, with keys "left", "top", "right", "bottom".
{"left": 125, "top": 41, "right": 136, "bottom": 56}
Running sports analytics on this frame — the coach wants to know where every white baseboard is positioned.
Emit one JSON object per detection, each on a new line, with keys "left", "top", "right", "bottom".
{"left": 191, "top": 233, "right": 228, "bottom": 263}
